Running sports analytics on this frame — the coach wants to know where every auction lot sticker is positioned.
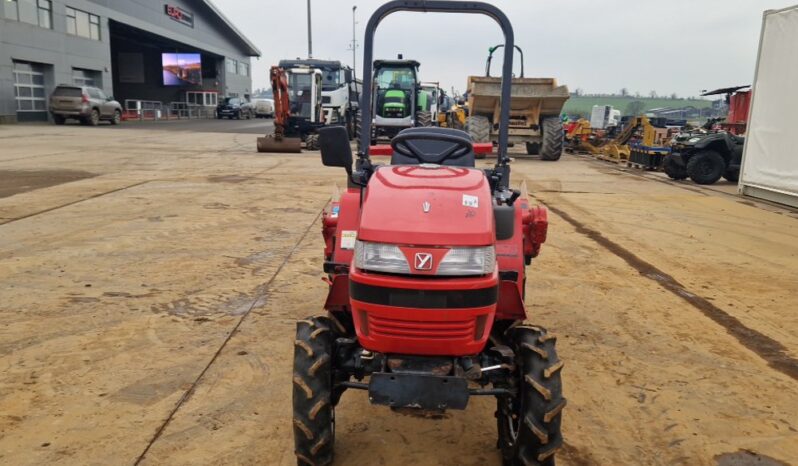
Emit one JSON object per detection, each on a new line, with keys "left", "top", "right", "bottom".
{"left": 341, "top": 230, "right": 357, "bottom": 249}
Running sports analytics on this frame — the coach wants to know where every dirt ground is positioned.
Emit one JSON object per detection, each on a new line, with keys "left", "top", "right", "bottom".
{"left": 0, "top": 124, "right": 795, "bottom": 466}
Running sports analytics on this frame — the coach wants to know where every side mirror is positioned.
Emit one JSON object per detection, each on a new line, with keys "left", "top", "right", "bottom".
{"left": 318, "top": 126, "right": 352, "bottom": 174}
{"left": 344, "top": 69, "right": 353, "bottom": 83}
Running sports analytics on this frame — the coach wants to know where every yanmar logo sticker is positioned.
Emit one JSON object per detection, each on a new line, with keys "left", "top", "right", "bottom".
{"left": 414, "top": 253, "right": 433, "bottom": 271}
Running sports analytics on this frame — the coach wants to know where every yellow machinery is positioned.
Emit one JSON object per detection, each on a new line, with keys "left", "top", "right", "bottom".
{"left": 564, "top": 118, "right": 591, "bottom": 150}
{"left": 439, "top": 103, "right": 468, "bottom": 130}
{"left": 575, "top": 116, "right": 656, "bottom": 162}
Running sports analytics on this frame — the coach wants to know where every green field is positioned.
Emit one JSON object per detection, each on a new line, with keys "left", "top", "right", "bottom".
{"left": 563, "top": 95, "right": 714, "bottom": 117}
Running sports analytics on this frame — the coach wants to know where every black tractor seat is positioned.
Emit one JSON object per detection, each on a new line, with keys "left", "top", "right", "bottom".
{"left": 390, "top": 127, "right": 476, "bottom": 167}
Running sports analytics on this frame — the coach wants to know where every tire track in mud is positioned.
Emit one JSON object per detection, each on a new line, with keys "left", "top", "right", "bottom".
{"left": 0, "top": 180, "right": 155, "bottom": 226}
{"left": 132, "top": 204, "right": 325, "bottom": 465}
{"left": 0, "top": 161, "right": 285, "bottom": 228}
{"left": 537, "top": 198, "right": 798, "bottom": 381}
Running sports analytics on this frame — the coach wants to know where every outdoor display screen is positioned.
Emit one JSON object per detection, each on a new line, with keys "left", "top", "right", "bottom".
{"left": 162, "top": 53, "right": 202, "bottom": 86}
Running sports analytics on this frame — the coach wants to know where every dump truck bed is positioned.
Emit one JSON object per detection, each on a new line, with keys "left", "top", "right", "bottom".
{"left": 467, "top": 76, "right": 569, "bottom": 126}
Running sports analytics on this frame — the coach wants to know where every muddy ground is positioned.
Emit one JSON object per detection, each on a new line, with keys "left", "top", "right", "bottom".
{"left": 0, "top": 124, "right": 795, "bottom": 466}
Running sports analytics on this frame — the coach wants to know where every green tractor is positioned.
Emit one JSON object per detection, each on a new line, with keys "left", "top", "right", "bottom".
{"left": 370, "top": 57, "right": 433, "bottom": 144}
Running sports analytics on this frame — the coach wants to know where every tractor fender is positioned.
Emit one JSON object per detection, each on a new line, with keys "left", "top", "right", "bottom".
{"left": 322, "top": 201, "right": 340, "bottom": 260}
{"left": 522, "top": 205, "right": 548, "bottom": 260}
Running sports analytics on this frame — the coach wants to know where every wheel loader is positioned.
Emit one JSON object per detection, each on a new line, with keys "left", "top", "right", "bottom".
{"left": 465, "top": 45, "right": 570, "bottom": 161}
{"left": 292, "top": 2, "right": 565, "bottom": 466}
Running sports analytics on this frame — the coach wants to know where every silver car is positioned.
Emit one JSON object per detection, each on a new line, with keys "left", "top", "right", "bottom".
{"left": 49, "top": 85, "right": 123, "bottom": 126}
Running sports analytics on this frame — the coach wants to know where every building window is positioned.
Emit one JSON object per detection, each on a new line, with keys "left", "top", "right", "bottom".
{"left": 238, "top": 62, "right": 249, "bottom": 77}
{"left": 4, "top": 0, "right": 19, "bottom": 21}
{"left": 13, "top": 61, "right": 47, "bottom": 112}
{"left": 73, "top": 68, "right": 99, "bottom": 87}
{"left": 226, "top": 58, "right": 237, "bottom": 74}
{"left": 5, "top": 0, "right": 51, "bottom": 28}
{"left": 66, "top": 6, "right": 100, "bottom": 40}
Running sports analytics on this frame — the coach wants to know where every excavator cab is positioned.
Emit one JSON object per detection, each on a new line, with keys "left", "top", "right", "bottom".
{"left": 286, "top": 68, "right": 323, "bottom": 124}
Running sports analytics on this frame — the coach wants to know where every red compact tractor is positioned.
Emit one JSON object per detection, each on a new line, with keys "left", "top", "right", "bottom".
{"left": 292, "top": 2, "right": 565, "bottom": 465}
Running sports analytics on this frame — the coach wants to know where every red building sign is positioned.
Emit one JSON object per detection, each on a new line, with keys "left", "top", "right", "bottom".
{"left": 165, "top": 5, "right": 194, "bottom": 28}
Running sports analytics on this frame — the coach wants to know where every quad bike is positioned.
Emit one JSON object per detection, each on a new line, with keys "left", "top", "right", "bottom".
{"left": 666, "top": 131, "right": 744, "bottom": 184}
{"left": 292, "top": 2, "right": 565, "bottom": 465}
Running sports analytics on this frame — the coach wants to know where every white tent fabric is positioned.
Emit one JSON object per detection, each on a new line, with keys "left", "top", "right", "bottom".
{"left": 740, "top": 5, "right": 798, "bottom": 206}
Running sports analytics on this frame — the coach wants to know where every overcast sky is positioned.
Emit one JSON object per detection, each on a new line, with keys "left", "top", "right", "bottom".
{"left": 219, "top": 0, "right": 796, "bottom": 97}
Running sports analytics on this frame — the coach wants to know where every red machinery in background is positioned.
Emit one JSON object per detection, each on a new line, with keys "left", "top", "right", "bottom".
{"left": 701, "top": 85, "right": 752, "bottom": 135}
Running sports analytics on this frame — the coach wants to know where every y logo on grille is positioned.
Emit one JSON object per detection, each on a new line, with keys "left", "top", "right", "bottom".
{"left": 414, "top": 253, "right": 433, "bottom": 271}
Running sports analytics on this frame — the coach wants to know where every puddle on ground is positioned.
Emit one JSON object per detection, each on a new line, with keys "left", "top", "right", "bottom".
{"left": 0, "top": 169, "right": 97, "bottom": 199}
{"left": 715, "top": 450, "right": 789, "bottom": 466}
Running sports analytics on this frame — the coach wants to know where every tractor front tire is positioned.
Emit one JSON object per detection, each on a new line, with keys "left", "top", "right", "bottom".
{"left": 416, "top": 111, "right": 433, "bottom": 127}
{"left": 540, "top": 117, "right": 563, "bottom": 161}
{"left": 305, "top": 134, "right": 320, "bottom": 151}
{"left": 663, "top": 154, "right": 688, "bottom": 180}
{"left": 687, "top": 150, "right": 725, "bottom": 185}
{"left": 497, "top": 325, "right": 565, "bottom": 466}
{"left": 465, "top": 115, "right": 491, "bottom": 159}
{"left": 293, "top": 316, "right": 336, "bottom": 466}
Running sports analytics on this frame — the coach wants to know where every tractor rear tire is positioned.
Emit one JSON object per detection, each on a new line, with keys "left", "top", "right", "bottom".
{"left": 417, "top": 111, "right": 433, "bottom": 127}
{"left": 687, "top": 150, "right": 725, "bottom": 185}
{"left": 293, "top": 316, "right": 337, "bottom": 466}
{"left": 540, "top": 117, "right": 563, "bottom": 161}
{"left": 305, "top": 134, "right": 320, "bottom": 151}
{"left": 663, "top": 154, "right": 688, "bottom": 180}
{"left": 465, "top": 115, "right": 491, "bottom": 159}
{"left": 497, "top": 325, "right": 565, "bottom": 466}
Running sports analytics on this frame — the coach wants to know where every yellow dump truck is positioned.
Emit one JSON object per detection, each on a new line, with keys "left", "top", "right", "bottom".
{"left": 465, "top": 46, "right": 569, "bottom": 160}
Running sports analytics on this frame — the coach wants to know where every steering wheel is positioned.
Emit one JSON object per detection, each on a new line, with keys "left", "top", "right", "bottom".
{"left": 391, "top": 130, "right": 473, "bottom": 165}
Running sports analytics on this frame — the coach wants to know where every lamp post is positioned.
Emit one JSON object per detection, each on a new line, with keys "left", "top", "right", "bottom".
{"left": 307, "top": 0, "right": 313, "bottom": 58}
{"left": 352, "top": 6, "right": 357, "bottom": 78}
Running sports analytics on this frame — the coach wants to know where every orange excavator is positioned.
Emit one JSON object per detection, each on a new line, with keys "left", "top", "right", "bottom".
{"left": 257, "top": 65, "right": 324, "bottom": 153}
{"left": 257, "top": 66, "right": 302, "bottom": 153}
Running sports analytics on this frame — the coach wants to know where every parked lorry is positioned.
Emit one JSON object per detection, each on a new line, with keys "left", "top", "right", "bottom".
{"left": 465, "top": 45, "right": 570, "bottom": 160}
{"left": 590, "top": 105, "right": 621, "bottom": 130}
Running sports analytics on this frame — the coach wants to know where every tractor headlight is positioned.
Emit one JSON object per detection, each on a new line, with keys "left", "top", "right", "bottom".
{"left": 437, "top": 246, "right": 496, "bottom": 276}
{"left": 354, "top": 242, "right": 495, "bottom": 276}
{"left": 354, "top": 241, "right": 410, "bottom": 274}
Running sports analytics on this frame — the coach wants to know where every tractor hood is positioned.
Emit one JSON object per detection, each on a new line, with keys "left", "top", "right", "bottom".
{"left": 358, "top": 166, "right": 494, "bottom": 246}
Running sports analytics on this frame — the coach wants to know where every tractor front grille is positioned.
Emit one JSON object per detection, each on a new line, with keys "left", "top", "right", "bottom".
{"left": 368, "top": 314, "right": 475, "bottom": 341}
{"left": 350, "top": 281, "right": 498, "bottom": 309}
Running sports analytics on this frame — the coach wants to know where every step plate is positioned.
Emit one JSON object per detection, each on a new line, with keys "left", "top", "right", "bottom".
{"left": 368, "top": 372, "right": 469, "bottom": 410}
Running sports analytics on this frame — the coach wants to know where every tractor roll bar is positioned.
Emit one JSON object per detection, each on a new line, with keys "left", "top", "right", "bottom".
{"left": 359, "top": 0, "right": 515, "bottom": 169}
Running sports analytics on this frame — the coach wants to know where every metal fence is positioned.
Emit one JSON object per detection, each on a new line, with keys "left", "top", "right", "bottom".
{"left": 169, "top": 102, "right": 217, "bottom": 119}
{"left": 122, "top": 100, "right": 217, "bottom": 121}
